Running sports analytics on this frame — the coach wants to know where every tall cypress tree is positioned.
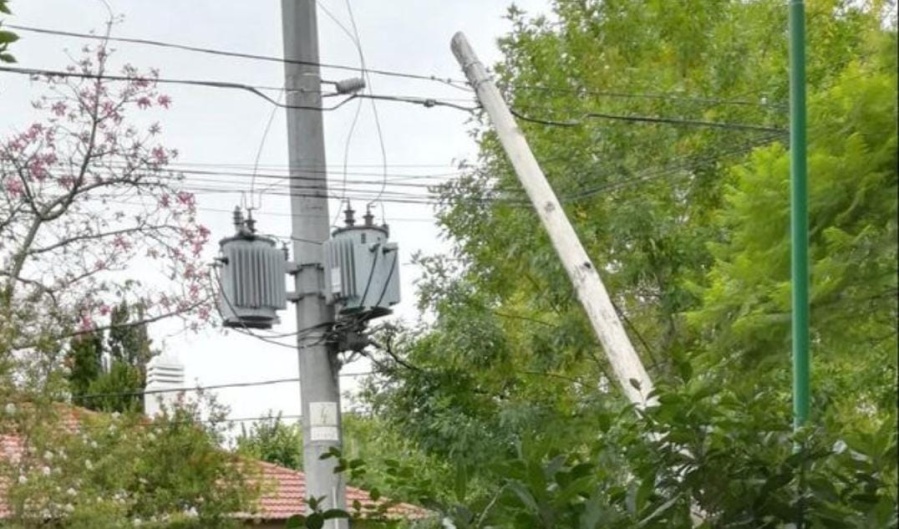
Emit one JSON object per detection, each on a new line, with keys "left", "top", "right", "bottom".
{"left": 66, "top": 301, "right": 156, "bottom": 413}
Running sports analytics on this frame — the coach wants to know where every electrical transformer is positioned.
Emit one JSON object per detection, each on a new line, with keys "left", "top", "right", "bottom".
{"left": 217, "top": 209, "right": 287, "bottom": 329}
{"left": 323, "top": 210, "right": 400, "bottom": 319}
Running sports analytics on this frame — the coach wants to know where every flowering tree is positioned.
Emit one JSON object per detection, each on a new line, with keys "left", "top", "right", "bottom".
{"left": 1, "top": 392, "right": 261, "bottom": 528}
{"left": 0, "top": 38, "right": 211, "bottom": 364}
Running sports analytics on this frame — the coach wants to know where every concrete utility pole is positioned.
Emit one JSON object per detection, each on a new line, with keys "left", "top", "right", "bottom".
{"left": 281, "top": 0, "right": 347, "bottom": 523}
{"left": 451, "top": 33, "right": 656, "bottom": 409}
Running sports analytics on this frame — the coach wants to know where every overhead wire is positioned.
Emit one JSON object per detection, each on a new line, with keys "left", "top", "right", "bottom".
{"left": 338, "top": 0, "right": 390, "bottom": 209}
{"left": 98, "top": 198, "right": 439, "bottom": 223}
{"left": 502, "top": 83, "right": 786, "bottom": 109}
{"left": 6, "top": 23, "right": 471, "bottom": 88}
{"left": 0, "top": 65, "right": 357, "bottom": 111}
{"left": 509, "top": 106, "right": 786, "bottom": 134}
{"left": 74, "top": 373, "right": 372, "bottom": 401}
{"left": 317, "top": 0, "right": 367, "bottom": 225}
{"left": 83, "top": 134, "right": 778, "bottom": 212}
{"left": 176, "top": 135, "right": 779, "bottom": 207}
{"left": 248, "top": 87, "right": 285, "bottom": 211}
{"left": 7, "top": 23, "right": 794, "bottom": 113}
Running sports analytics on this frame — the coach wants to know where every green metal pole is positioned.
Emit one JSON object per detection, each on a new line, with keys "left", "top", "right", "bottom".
{"left": 789, "top": 0, "right": 810, "bottom": 430}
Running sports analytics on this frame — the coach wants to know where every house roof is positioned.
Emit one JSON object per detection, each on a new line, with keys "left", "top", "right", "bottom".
{"left": 0, "top": 407, "right": 427, "bottom": 522}
{"left": 253, "top": 460, "right": 427, "bottom": 521}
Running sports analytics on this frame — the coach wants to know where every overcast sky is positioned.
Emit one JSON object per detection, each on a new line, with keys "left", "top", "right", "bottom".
{"left": 1, "top": 0, "right": 551, "bottom": 429}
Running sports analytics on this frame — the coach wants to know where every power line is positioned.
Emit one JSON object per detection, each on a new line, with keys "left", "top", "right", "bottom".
{"left": 90, "top": 135, "right": 777, "bottom": 209}
{"left": 503, "top": 83, "right": 786, "bottom": 109}
{"left": 337, "top": 0, "right": 390, "bottom": 207}
{"left": 99, "top": 198, "right": 440, "bottom": 223}
{"left": 6, "top": 24, "right": 795, "bottom": 115}
{"left": 0, "top": 65, "right": 477, "bottom": 114}
{"left": 510, "top": 107, "right": 787, "bottom": 134}
{"left": 0, "top": 65, "right": 355, "bottom": 111}
{"left": 357, "top": 93, "right": 478, "bottom": 112}
{"left": 248, "top": 87, "right": 284, "bottom": 210}
{"left": 6, "top": 23, "right": 470, "bottom": 88}
{"left": 74, "top": 373, "right": 373, "bottom": 401}
{"left": 62, "top": 160, "right": 464, "bottom": 182}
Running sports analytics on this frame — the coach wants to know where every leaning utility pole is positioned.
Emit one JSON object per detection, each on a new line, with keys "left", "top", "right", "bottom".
{"left": 451, "top": 33, "right": 656, "bottom": 409}
{"left": 282, "top": 0, "right": 347, "bottom": 523}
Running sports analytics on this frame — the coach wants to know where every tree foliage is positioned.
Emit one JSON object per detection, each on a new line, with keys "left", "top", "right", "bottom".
{"left": 0, "top": 0, "right": 15, "bottom": 64}
{"left": 65, "top": 301, "right": 155, "bottom": 413}
{"left": 354, "top": 1, "right": 897, "bottom": 527}
{"left": 236, "top": 412, "right": 303, "bottom": 471}
{"left": 0, "top": 393, "right": 260, "bottom": 528}
{"left": 0, "top": 36, "right": 211, "bottom": 365}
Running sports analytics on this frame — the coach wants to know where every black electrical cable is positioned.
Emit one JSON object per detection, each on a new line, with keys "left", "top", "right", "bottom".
{"left": 357, "top": 243, "right": 382, "bottom": 308}
{"left": 373, "top": 250, "right": 398, "bottom": 309}
{"left": 0, "top": 65, "right": 355, "bottom": 111}
{"left": 74, "top": 373, "right": 370, "bottom": 401}
{"left": 510, "top": 107, "right": 787, "bottom": 134}
{"left": 7, "top": 24, "right": 471, "bottom": 88}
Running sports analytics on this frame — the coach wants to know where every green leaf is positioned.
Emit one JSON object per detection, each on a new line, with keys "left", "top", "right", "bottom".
{"left": 285, "top": 514, "right": 306, "bottom": 528}
{"left": 321, "top": 509, "right": 349, "bottom": 520}
{"left": 305, "top": 512, "right": 324, "bottom": 529}
{"left": 506, "top": 481, "right": 539, "bottom": 513}
{"left": 639, "top": 495, "right": 681, "bottom": 527}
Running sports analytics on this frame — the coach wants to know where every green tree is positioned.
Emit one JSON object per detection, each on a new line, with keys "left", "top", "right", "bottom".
{"left": 356, "top": 0, "right": 897, "bottom": 526}
{"left": 687, "top": 36, "right": 898, "bottom": 433}
{"left": 66, "top": 331, "right": 103, "bottom": 408}
{"left": 235, "top": 412, "right": 304, "bottom": 470}
{"left": 0, "top": 391, "right": 261, "bottom": 528}
{"left": 65, "top": 301, "right": 157, "bottom": 413}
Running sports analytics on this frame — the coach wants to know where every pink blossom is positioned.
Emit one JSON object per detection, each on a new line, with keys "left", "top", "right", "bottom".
{"left": 112, "top": 235, "right": 132, "bottom": 251}
{"left": 59, "top": 175, "right": 76, "bottom": 189}
{"left": 176, "top": 191, "right": 195, "bottom": 207}
{"left": 148, "top": 123, "right": 161, "bottom": 135}
{"left": 137, "top": 97, "right": 152, "bottom": 109}
{"left": 27, "top": 159, "right": 48, "bottom": 181}
{"left": 79, "top": 314, "right": 94, "bottom": 331}
{"left": 5, "top": 179, "right": 24, "bottom": 197}
{"left": 151, "top": 146, "right": 168, "bottom": 164}
{"left": 159, "top": 194, "right": 170, "bottom": 208}
{"left": 99, "top": 304, "right": 111, "bottom": 316}
{"left": 156, "top": 95, "right": 172, "bottom": 109}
